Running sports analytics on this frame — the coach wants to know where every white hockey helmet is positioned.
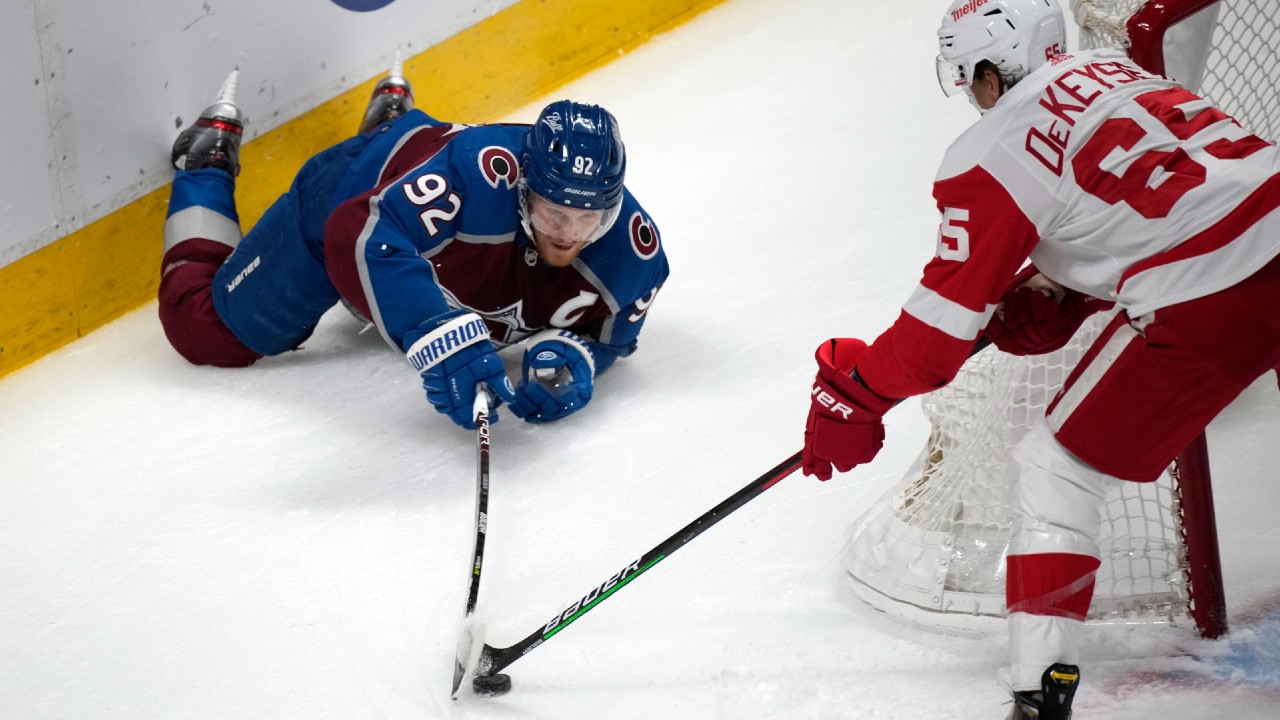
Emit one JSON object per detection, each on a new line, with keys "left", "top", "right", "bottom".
{"left": 936, "top": 0, "right": 1067, "bottom": 99}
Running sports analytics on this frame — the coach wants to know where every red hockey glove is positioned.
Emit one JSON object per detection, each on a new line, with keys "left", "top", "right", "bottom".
{"left": 803, "top": 338, "right": 897, "bottom": 482}
{"left": 985, "top": 279, "right": 1111, "bottom": 356}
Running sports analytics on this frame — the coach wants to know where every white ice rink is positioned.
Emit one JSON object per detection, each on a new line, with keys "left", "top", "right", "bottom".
{"left": 3, "top": 0, "right": 1279, "bottom": 717}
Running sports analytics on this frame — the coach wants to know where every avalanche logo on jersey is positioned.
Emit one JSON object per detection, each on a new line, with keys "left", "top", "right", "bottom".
{"left": 629, "top": 212, "right": 660, "bottom": 260}
{"left": 438, "top": 285, "right": 534, "bottom": 346}
{"left": 478, "top": 146, "right": 520, "bottom": 190}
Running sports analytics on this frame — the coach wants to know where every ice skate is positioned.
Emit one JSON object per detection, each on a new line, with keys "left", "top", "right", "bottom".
{"left": 359, "top": 51, "right": 414, "bottom": 134}
{"left": 1008, "top": 664, "right": 1079, "bottom": 720}
{"left": 171, "top": 69, "right": 245, "bottom": 176}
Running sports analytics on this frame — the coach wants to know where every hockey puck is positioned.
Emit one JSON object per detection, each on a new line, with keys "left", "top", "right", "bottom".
{"left": 472, "top": 673, "right": 512, "bottom": 697}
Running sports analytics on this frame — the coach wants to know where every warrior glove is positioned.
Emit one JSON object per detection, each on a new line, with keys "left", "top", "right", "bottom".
{"left": 803, "top": 338, "right": 897, "bottom": 482}
{"left": 404, "top": 310, "right": 516, "bottom": 430}
{"left": 508, "top": 329, "right": 596, "bottom": 424}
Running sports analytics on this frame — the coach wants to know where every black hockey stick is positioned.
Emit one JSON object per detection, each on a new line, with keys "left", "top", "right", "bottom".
{"left": 450, "top": 390, "right": 493, "bottom": 699}
{"left": 471, "top": 450, "right": 803, "bottom": 682}
{"left": 467, "top": 336, "right": 994, "bottom": 689}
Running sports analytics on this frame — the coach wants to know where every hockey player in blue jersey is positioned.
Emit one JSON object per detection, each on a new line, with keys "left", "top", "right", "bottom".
{"left": 159, "top": 68, "right": 668, "bottom": 429}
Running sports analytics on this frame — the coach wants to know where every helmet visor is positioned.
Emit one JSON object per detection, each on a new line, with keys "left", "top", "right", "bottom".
{"left": 936, "top": 55, "right": 968, "bottom": 97}
{"left": 526, "top": 190, "right": 622, "bottom": 246}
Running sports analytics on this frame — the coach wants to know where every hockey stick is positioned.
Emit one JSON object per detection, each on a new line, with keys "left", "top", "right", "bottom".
{"left": 471, "top": 450, "right": 803, "bottom": 683}
{"left": 467, "top": 337, "right": 994, "bottom": 689}
{"left": 450, "top": 390, "right": 493, "bottom": 699}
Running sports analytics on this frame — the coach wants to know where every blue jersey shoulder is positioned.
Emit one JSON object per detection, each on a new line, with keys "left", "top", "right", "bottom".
{"left": 445, "top": 124, "right": 527, "bottom": 238}
{"left": 578, "top": 188, "right": 669, "bottom": 311}
{"left": 376, "top": 123, "right": 528, "bottom": 251}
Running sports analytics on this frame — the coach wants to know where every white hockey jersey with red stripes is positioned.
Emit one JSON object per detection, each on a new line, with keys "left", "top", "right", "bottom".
{"left": 858, "top": 48, "right": 1280, "bottom": 399}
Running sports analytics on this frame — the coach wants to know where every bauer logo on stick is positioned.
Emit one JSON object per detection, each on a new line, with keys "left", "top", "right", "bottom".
{"left": 543, "top": 558, "right": 642, "bottom": 635}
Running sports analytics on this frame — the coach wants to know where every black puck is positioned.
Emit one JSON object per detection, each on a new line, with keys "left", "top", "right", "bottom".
{"left": 472, "top": 673, "right": 512, "bottom": 697}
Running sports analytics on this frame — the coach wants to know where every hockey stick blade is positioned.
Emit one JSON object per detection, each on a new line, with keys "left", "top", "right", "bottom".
{"left": 450, "top": 618, "right": 487, "bottom": 699}
{"left": 449, "top": 390, "right": 492, "bottom": 699}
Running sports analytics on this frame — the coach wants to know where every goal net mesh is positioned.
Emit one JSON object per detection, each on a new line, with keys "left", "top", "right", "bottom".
{"left": 843, "top": 315, "right": 1189, "bottom": 633}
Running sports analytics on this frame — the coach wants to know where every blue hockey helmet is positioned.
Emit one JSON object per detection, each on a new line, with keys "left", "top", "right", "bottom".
{"left": 519, "top": 100, "right": 626, "bottom": 246}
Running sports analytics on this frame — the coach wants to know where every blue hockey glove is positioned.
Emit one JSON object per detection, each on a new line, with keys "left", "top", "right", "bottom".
{"left": 508, "top": 329, "right": 596, "bottom": 424}
{"left": 404, "top": 310, "right": 517, "bottom": 430}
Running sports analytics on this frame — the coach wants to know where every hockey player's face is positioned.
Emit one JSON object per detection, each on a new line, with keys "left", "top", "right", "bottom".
{"left": 528, "top": 193, "right": 609, "bottom": 266}
{"left": 532, "top": 230, "right": 584, "bottom": 267}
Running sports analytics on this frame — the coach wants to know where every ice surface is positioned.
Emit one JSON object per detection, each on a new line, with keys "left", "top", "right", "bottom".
{"left": 3, "top": 0, "right": 1278, "bottom": 718}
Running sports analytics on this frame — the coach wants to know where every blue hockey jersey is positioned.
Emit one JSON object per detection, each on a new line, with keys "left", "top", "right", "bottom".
{"left": 324, "top": 111, "right": 669, "bottom": 374}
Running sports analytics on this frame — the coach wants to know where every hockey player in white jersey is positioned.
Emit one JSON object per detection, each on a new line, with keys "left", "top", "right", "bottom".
{"left": 800, "top": 0, "right": 1280, "bottom": 717}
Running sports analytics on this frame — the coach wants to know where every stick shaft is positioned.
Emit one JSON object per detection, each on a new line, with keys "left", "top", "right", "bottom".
{"left": 466, "top": 394, "right": 492, "bottom": 614}
{"left": 450, "top": 392, "right": 492, "bottom": 698}
{"left": 478, "top": 451, "right": 802, "bottom": 675}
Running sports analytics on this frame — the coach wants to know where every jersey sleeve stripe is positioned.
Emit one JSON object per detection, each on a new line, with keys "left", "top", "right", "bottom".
{"left": 902, "top": 284, "right": 998, "bottom": 342}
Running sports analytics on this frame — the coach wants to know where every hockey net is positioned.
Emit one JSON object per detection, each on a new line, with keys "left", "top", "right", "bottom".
{"left": 842, "top": 315, "right": 1201, "bottom": 635}
{"left": 841, "top": 0, "right": 1280, "bottom": 639}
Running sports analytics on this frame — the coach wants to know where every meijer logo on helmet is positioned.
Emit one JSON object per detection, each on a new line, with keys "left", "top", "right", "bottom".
{"left": 953, "top": 0, "right": 990, "bottom": 21}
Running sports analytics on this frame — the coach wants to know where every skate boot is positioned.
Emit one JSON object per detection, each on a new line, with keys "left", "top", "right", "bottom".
{"left": 1008, "top": 663, "right": 1079, "bottom": 720}
{"left": 172, "top": 69, "right": 245, "bottom": 176}
{"left": 359, "top": 51, "right": 414, "bottom": 134}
